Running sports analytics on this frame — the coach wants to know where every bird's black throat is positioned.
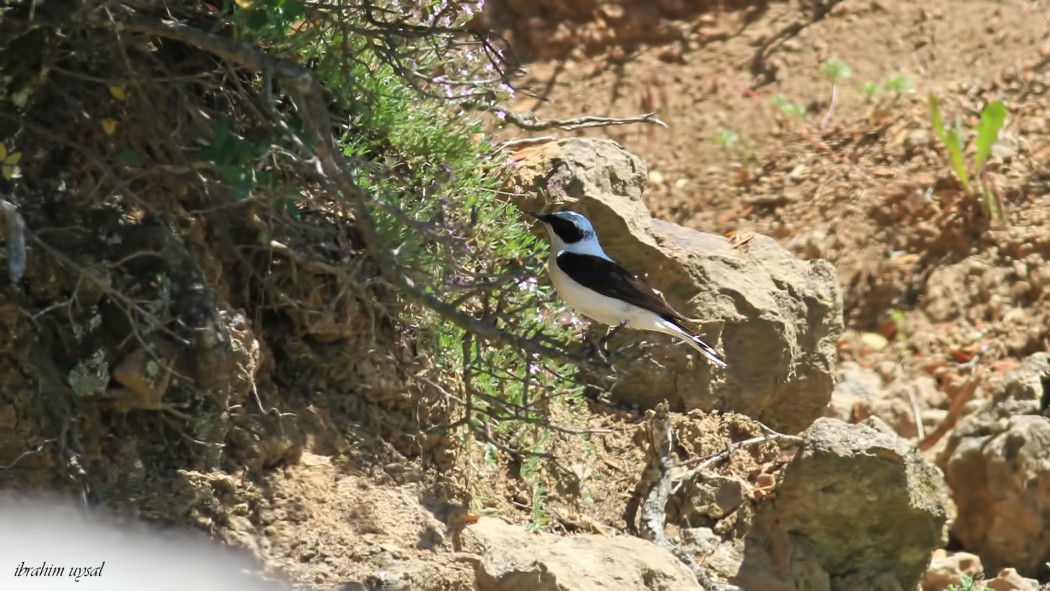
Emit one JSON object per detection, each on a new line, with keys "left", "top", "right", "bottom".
{"left": 544, "top": 215, "right": 592, "bottom": 244}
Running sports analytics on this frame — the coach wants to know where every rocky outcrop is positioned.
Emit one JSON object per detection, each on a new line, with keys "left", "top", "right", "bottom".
{"left": 940, "top": 353, "right": 1050, "bottom": 577}
{"left": 739, "top": 418, "right": 947, "bottom": 591}
{"left": 460, "top": 517, "right": 701, "bottom": 591}
{"left": 507, "top": 138, "right": 843, "bottom": 433}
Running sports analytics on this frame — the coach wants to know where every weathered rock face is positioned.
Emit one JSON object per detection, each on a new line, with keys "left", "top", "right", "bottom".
{"left": 940, "top": 353, "right": 1050, "bottom": 578}
{"left": 741, "top": 418, "right": 947, "bottom": 591}
{"left": 922, "top": 550, "right": 983, "bottom": 591}
{"left": 461, "top": 517, "right": 700, "bottom": 591}
{"left": 508, "top": 138, "right": 843, "bottom": 433}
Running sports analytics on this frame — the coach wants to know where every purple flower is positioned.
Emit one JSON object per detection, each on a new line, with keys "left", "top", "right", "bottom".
{"left": 515, "top": 276, "right": 539, "bottom": 292}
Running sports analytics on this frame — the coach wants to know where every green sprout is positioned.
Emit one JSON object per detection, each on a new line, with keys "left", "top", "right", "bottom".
{"left": 820, "top": 59, "right": 852, "bottom": 129}
{"left": 861, "top": 74, "right": 915, "bottom": 104}
{"left": 821, "top": 58, "right": 853, "bottom": 84}
{"left": 711, "top": 127, "right": 756, "bottom": 175}
{"left": 928, "top": 95, "right": 1007, "bottom": 224}
{"left": 860, "top": 81, "right": 883, "bottom": 101}
{"left": 711, "top": 127, "right": 740, "bottom": 150}
{"left": 771, "top": 94, "right": 806, "bottom": 119}
{"left": 882, "top": 74, "right": 915, "bottom": 100}
{"left": 945, "top": 575, "right": 990, "bottom": 591}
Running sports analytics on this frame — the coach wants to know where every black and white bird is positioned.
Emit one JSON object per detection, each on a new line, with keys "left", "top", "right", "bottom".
{"left": 531, "top": 210, "right": 727, "bottom": 368}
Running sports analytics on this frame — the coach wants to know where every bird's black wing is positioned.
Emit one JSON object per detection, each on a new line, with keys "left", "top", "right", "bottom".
{"left": 555, "top": 252, "right": 693, "bottom": 328}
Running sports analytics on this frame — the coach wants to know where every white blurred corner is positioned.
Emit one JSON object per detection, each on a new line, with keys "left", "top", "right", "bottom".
{"left": 0, "top": 494, "right": 290, "bottom": 591}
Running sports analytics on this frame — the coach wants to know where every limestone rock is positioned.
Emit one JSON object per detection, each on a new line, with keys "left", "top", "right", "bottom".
{"left": 507, "top": 138, "right": 842, "bottom": 433}
{"left": 922, "top": 550, "right": 982, "bottom": 591}
{"left": 460, "top": 517, "right": 700, "bottom": 590}
{"left": 984, "top": 568, "right": 1040, "bottom": 591}
{"left": 742, "top": 418, "right": 947, "bottom": 591}
{"left": 944, "top": 414, "right": 1050, "bottom": 576}
{"left": 939, "top": 354, "right": 1050, "bottom": 577}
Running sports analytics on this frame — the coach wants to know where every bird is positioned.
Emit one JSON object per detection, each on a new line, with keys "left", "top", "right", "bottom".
{"left": 530, "top": 210, "right": 727, "bottom": 368}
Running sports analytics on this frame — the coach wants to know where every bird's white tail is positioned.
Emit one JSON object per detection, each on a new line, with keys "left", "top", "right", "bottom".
{"left": 682, "top": 333, "right": 727, "bottom": 368}
{"left": 655, "top": 318, "right": 727, "bottom": 367}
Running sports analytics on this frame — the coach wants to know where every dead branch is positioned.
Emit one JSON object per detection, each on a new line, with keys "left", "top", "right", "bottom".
{"left": 0, "top": 439, "right": 55, "bottom": 470}
{"left": 636, "top": 403, "right": 741, "bottom": 591}
{"left": 672, "top": 431, "right": 803, "bottom": 494}
{"left": 918, "top": 374, "right": 981, "bottom": 452}
{"left": 499, "top": 110, "right": 668, "bottom": 132}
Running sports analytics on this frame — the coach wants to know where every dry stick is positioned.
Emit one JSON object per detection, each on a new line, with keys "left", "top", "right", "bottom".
{"left": 0, "top": 440, "right": 55, "bottom": 470}
{"left": 918, "top": 375, "right": 980, "bottom": 452}
{"left": 917, "top": 342, "right": 1001, "bottom": 451}
{"left": 499, "top": 110, "right": 668, "bottom": 132}
{"left": 671, "top": 431, "right": 803, "bottom": 495}
{"left": 637, "top": 404, "right": 741, "bottom": 591}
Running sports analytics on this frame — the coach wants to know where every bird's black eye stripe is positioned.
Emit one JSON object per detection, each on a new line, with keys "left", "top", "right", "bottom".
{"left": 550, "top": 217, "right": 588, "bottom": 243}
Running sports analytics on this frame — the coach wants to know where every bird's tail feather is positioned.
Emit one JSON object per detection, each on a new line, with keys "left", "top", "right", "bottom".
{"left": 682, "top": 333, "right": 728, "bottom": 368}
{"left": 657, "top": 318, "right": 727, "bottom": 367}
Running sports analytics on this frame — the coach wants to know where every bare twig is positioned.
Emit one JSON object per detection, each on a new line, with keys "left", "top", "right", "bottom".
{"left": 672, "top": 431, "right": 803, "bottom": 494}
{"left": 636, "top": 403, "right": 740, "bottom": 591}
{"left": 499, "top": 110, "right": 668, "bottom": 132}
{"left": 496, "top": 136, "right": 556, "bottom": 150}
{"left": 918, "top": 377, "right": 979, "bottom": 452}
{"left": 0, "top": 440, "right": 55, "bottom": 470}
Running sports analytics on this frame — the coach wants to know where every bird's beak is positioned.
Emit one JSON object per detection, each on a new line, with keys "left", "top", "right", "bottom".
{"left": 527, "top": 211, "right": 547, "bottom": 223}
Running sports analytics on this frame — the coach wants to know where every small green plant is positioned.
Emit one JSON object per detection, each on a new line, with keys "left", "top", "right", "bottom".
{"left": 860, "top": 81, "right": 882, "bottom": 101}
{"left": 712, "top": 127, "right": 740, "bottom": 150}
{"left": 861, "top": 74, "right": 915, "bottom": 104}
{"left": 945, "top": 574, "right": 990, "bottom": 591}
{"left": 521, "top": 453, "right": 551, "bottom": 531}
{"left": 771, "top": 94, "right": 806, "bottom": 119}
{"left": 711, "top": 127, "right": 756, "bottom": 174}
{"left": 821, "top": 58, "right": 853, "bottom": 84}
{"left": 820, "top": 58, "right": 852, "bottom": 129}
{"left": 928, "top": 95, "right": 1008, "bottom": 224}
{"left": 889, "top": 308, "right": 908, "bottom": 345}
{"left": 882, "top": 74, "right": 915, "bottom": 100}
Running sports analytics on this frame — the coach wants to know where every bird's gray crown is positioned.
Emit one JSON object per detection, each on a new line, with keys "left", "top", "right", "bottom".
{"left": 538, "top": 211, "right": 595, "bottom": 244}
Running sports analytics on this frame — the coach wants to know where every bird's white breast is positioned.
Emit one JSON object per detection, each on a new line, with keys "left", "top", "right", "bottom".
{"left": 548, "top": 253, "right": 655, "bottom": 329}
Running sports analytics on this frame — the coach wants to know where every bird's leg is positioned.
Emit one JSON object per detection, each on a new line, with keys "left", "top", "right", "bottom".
{"left": 598, "top": 321, "right": 627, "bottom": 356}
